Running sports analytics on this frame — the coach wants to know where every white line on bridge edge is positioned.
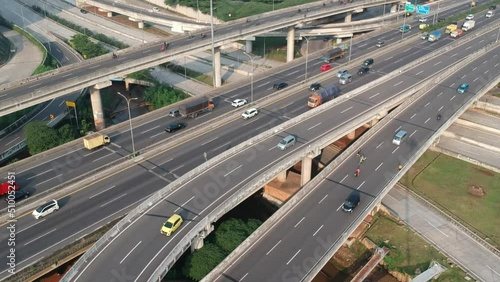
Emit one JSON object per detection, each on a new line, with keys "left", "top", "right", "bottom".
{"left": 120, "top": 241, "right": 142, "bottom": 264}
{"left": 266, "top": 240, "right": 282, "bottom": 256}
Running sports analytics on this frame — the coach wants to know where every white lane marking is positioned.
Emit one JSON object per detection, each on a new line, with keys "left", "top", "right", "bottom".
{"left": 461, "top": 74, "right": 466, "bottom": 79}
{"left": 394, "top": 81, "right": 403, "bottom": 87}
{"left": 281, "top": 102, "right": 294, "bottom": 109}
{"left": 240, "top": 273, "right": 249, "bottom": 281}
{"left": 213, "top": 142, "right": 231, "bottom": 152}
{"left": 257, "top": 82, "right": 267, "bottom": 88}
{"left": 223, "top": 165, "right": 242, "bottom": 177}
{"left": 141, "top": 125, "right": 160, "bottom": 134}
{"left": 28, "top": 83, "right": 42, "bottom": 88}
{"left": 156, "top": 158, "right": 173, "bottom": 167}
{"left": 425, "top": 219, "right": 449, "bottom": 237}
{"left": 450, "top": 95, "right": 456, "bottom": 101}
{"left": 473, "top": 77, "right": 478, "bottom": 82}
{"left": 92, "top": 152, "right": 115, "bottom": 163}
{"left": 369, "top": 92, "right": 380, "bottom": 99}
{"left": 100, "top": 193, "right": 127, "bottom": 208}
{"left": 89, "top": 186, "right": 116, "bottom": 199}
{"left": 294, "top": 217, "right": 305, "bottom": 228}
{"left": 410, "top": 130, "right": 417, "bottom": 138}
{"left": 319, "top": 194, "right": 328, "bottom": 204}
{"left": 484, "top": 70, "right": 489, "bottom": 75}
{"left": 26, "top": 169, "right": 52, "bottom": 180}
{"left": 415, "top": 70, "right": 423, "bottom": 76}
{"left": 201, "top": 137, "right": 219, "bottom": 146}
{"left": 24, "top": 228, "right": 57, "bottom": 246}
{"left": 313, "top": 225, "right": 323, "bottom": 237}
{"left": 174, "top": 196, "right": 194, "bottom": 213}
{"left": 392, "top": 147, "right": 399, "bottom": 154}
{"left": 148, "top": 169, "right": 173, "bottom": 183}
{"left": 465, "top": 46, "right": 472, "bottom": 50}
{"left": 424, "top": 102, "right": 430, "bottom": 107}
{"left": 340, "top": 175, "right": 348, "bottom": 183}
{"left": 286, "top": 249, "right": 301, "bottom": 265}
{"left": 289, "top": 70, "right": 300, "bottom": 75}
{"left": 376, "top": 141, "right": 383, "bottom": 149}
{"left": 341, "top": 106, "right": 353, "bottom": 114}
{"left": 485, "top": 265, "right": 500, "bottom": 278}
{"left": 472, "top": 67, "right": 477, "bottom": 71}
{"left": 384, "top": 56, "right": 393, "bottom": 61}
{"left": 88, "top": 64, "right": 101, "bottom": 69}
{"left": 35, "top": 174, "right": 62, "bottom": 187}
{"left": 171, "top": 164, "right": 184, "bottom": 172}
{"left": 17, "top": 220, "right": 45, "bottom": 234}
{"left": 395, "top": 125, "right": 402, "bottom": 132}
{"left": 451, "top": 53, "right": 457, "bottom": 57}
{"left": 375, "top": 162, "right": 383, "bottom": 171}
{"left": 437, "top": 92, "right": 443, "bottom": 97}
{"left": 357, "top": 181, "right": 365, "bottom": 190}
{"left": 308, "top": 122, "right": 322, "bottom": 130}
{"left": 149, "top": 131, "right": 165, "bottom": 139}
{"left": 5, "top": 136, "right": 19, "bottom": 146}
{"left": 195, "top": 112, "right": 212, "bottom": 120}
{"left": 438, "top": 106, "right": 443, "bottom": 112}
{"left": 433, "top": 61, "right": 441, "bottom": 66}
{"left": 425, "top": 117, "right": 430, "bottom": 124}
{"left": 410, "top": 113, "right": 416, "bottom": 119}
{"left": 266, "top": 240, "right": 281, "bottom": 256}
{"left": 449, "top": 83, "right": 455, "bottom": 87}
{"left": 120, "top": 241, "right": 142, "bottom": 264}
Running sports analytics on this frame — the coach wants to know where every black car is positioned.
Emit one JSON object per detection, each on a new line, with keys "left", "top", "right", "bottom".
{"left": 342, "top": 190, "right": 360, "bottom": 213}
{"left": 363, "top": 58, "right": 374, "bottom": 66}
{"left": 4, "top": 190, "right": 30, "bottom": 202}
{"left": 273, "top": 82, "right": 288, "bottom": 90}
{"left": 357, "top": 66, "right": 370, "bottom": 75}
{"left": 80, "top": 9, "right": 88, "bottom": 14}
{"left": 438, "top": 17, "right": 446, "bottom": 22}
{"left": 490, "top": 5, "right": 496, "bottom": 10}
{"left": 165, "top": 123, "right": 186, "bottom": 133}
{"left": 309, "top": 83, "right": 321, "bottom": 91}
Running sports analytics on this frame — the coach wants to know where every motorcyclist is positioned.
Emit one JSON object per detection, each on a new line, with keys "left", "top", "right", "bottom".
{"left": 354, "top": 168, "right": 360, "bottom": 177}
{"left": 398, "top": 164, "right": 403, "bottom": 170}
{"left": 112, "top": 53, "right": 117, "bottom": 58}
{"left": 437, "top": 113, "right": 442, "bottom": 120}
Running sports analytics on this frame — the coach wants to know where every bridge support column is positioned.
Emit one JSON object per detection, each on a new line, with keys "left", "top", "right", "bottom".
{"left": 346, "top": 130, "right": 356, "bottom": 140}
{"left": 214, "top": 46, "right": 222, "bottom": 88}
{"left": 277, "top": 170, "right": 287, "bottom": 182}
{"left": 246, "top": 40, "right": 253, "bottom": 53}
{"left": 286, "top": 26, "right": 295, "bottom": 62}
{"left": 90, "top": 81, "right": 112, "bottom": 131}
{"left": 368, "top": 118, "right": 379, "bottom": 128}
{"left": 191, "top": 224, "right": 214, "bottom": 251}
{"left": 336, "top": 38, "right": 343, "bottom": 44}
{"left": 390, "top": 4, "right": 398, "bottom": 13}
{"left": 377, "top": 110, "right": 388, "bottom": 120}
{"left": 345, "top": 12, "right": 352, "bottom": 23}
{"left": 137, "top": 21, "right": 144, "bottom": 29}
{"left": 107, "top": 12, "right": 113, "bottom": 17}
{"left": 301, "top": 148, "right": 321, "bottom": 186}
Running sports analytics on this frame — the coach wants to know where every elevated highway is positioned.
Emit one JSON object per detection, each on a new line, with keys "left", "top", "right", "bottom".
{"left": 62, "top": 17, "right": 500, "bottom": 282}
{"left": 0, "top": 0, "right": 405, "bottom": 116}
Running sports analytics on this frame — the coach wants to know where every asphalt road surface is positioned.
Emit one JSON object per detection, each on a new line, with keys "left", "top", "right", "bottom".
{"left": 69, "top": 27, "right": 500, "bottom": 282}
{"left": 213, "top": 45, "right": 500, "bottom": 282}
{"left": 0, "top": 6, "right": 495, "bottom": 280}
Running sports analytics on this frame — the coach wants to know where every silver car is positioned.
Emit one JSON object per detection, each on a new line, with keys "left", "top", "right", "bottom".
{"left": 336, "top": 69, "right": 348, "bottom": 78}
{"left": 277, "top": 135, "right": 296, "bottom": 150}
{"left": 339, "top": 74, "right": 352, "bottom": 84}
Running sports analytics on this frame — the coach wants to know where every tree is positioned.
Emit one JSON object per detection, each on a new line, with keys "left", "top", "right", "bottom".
{"left": 24, "top": 122, "right": 60, "bottom": 155}
{"left": 143, "top": 84, "right": 186, "bottom": 109}
{"left": 182, "top": 243, "right": 225, "bottom": 281}
{"left": 214, "top": 218, "right": 261, "bottom": 254}
{"left": 58, "top": 124, "right": 77, "bottom": 143}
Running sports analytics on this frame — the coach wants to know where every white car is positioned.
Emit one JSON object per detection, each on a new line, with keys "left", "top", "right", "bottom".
{"left": 466, "top": 14, "right": 474, "bottom": 20}
{"left": 486, "top": 11, "right": 493, "bottom": 18}
{"left": 242, "top": 108, "right": 258, "bottom": 119}
{"left": 32, "top": 199, "right": 59, "bottom": 219}
{"left": 231, "top": 99, "right": 247, "bottom": 107}
{"left": 418, "top": 17, "right": 427, "bottom": 22}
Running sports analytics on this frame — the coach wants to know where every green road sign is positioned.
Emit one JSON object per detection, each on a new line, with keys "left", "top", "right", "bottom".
{"left": 405, "top": 2, "right": 415, "bottom": 12}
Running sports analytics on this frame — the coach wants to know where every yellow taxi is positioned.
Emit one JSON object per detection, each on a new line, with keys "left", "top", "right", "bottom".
{"left": 160, "top": 214, "right": 183, "bottom": 236}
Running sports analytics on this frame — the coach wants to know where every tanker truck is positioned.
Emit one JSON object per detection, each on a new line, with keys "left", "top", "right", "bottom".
{"left": 308, "top": 85, "right": 341, "bottom": 108}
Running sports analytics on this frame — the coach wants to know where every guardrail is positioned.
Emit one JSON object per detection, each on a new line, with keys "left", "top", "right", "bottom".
{"left": 59, "top": 21, "right": 499, "bottom": 282}
{"left": 301, "top": 41, "right": 500, "bottom": 282}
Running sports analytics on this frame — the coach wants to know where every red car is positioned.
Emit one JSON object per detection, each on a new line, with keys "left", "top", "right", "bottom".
{"left": 320, "top": 64, "right": 332, "bottom": 72}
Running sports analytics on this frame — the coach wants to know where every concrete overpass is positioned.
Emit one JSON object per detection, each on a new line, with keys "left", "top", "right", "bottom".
{"left": 0, "top": 0, "right": 404, "bottom": 119}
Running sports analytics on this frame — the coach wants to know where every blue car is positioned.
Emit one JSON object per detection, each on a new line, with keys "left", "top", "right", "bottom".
{"left": 457, "top": 83, "right": 469, "bottom": 94}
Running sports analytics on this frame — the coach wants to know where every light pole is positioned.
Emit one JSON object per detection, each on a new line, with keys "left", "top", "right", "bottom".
{"left": 243, "top": 52, "right": 255, "bottom": 103}
{"left": 303, "top": 36, "right": 310, "bottom": 82}
{"left": 116, "top": 92, "right": 138, "bottom": 157}
{"left": 210, "top": 0, "right": 216, "bottom": 88}
{"left": 348, "top": 30, "right": 353, "bottom": 65}
{"left": 497, "top": 26, "right": 500, "bottom": 42}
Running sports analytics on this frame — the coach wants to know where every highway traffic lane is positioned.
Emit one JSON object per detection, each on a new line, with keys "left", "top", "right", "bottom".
{"left": 0, "top": 159, "right": 172, "bottom": 275}
{"left": 216, "top": 44, "right": 500, "bottom": 281}
{"left": 447, "top": 123, "right": 500, "bottom": 148}
{"left": 437, "top": 136, "right": 500, "bottom": 168}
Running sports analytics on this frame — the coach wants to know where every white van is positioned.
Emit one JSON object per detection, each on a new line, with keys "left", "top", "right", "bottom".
{"left": 392, "top": 129, "right": 407, "bottom": 146}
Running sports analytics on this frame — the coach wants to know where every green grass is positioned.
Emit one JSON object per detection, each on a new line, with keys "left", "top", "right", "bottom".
{"left": 164, "top": 63, "right": 225, "bottom": 86}
{"left": 400, "top": 151, "right": 500, "bottom": 248}
{"left": 251, "top": 37, "right": 293, "bottom": 62}
{"left": 365, "top": 214, "right": 468, "bottom": 280}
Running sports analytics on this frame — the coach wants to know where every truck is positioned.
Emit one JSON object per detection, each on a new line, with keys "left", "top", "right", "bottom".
{"left": 427, "top": 30, "right": 442, "bottom": 42}
{"left": 307, "top": 86, "right": 341, "bottom": 108}
{"left": 0, "top": 181, "right": 19, "bottom": 196}
{"left": 179, "top": 97, "right": 215, "bottom": 118}
{"left": 320, "top": 48, "right": 344, "bottom": 63}
{"left": 445, "top": 23, "right": 457, "bottom": 34}
{"left": 462, "top": 20, "right": 475, "bottom": 31}
{"left": 450, "top": 29, "right": 463, "bottom": 38}
{"left": 83, "top": 133, "right": 110, "bottom": 150}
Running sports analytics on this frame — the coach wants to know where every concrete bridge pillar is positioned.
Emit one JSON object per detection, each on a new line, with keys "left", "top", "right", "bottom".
{"left": 346, "top": 130, "right": 356, "bottom": 140}
{"left": 137, "top": 21, "right": 144, "bottom": 29}
{"left": 191, "top": 224, "right": 214, "bottom": 251}
{"left": 368, "top": 118, "right": 379, "bottom": 128}
{"left": 90, "top": 81, "right": 112, "bottom": 130}
{"left": 246, "top": 40, "right": 253, "bottom": 53}
{"left": 301, "top": 156, "right": 313, "bottom": 186}
{"left": 390, "top": 4, "right": 398, "bottom": 13}
{"left": 214, "top": 46, "right": 222, "bottom": 87}
{"left": 336, "top": 38, "right": 343, "bottom": 44}
{"left": 377, "top": 110, "right": 388, "bottom": 120}
{"left": 107, "top": 12, "right": 113, "bottom": 17}
{"left": 286, "top": 26, "right": 295, "bottom": 62}
{"left": 345, "top": 12, "right": 352, "bottom": 23}
{"left": 277, "top": 170, "right": 287, "bottom": 182}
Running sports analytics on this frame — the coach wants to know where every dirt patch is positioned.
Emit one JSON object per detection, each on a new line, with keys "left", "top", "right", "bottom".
{"left": 468, "top": 185, "right": 486, "bottom": 197}
{"left": 475, "top": 168, "right": 494, "bottom": 177}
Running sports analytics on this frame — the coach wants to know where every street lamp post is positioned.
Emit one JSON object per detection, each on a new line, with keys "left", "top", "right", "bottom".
{"left": 243, "top": 52, "right": 255, "bottom": 103}
{"left": 348, "top": 30, "right": 353, "bottom": 65}
{"left": 116, "top": 92, "right": 138, "bottom": 157}
{"left": 303, "top": 36, "right": 310, "bottom": 82}
{"left": 210, "top": 0, "right": 216, "bottom": 88}
{"left": 497, "top": 26, "right": 500, "bottom": 42}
